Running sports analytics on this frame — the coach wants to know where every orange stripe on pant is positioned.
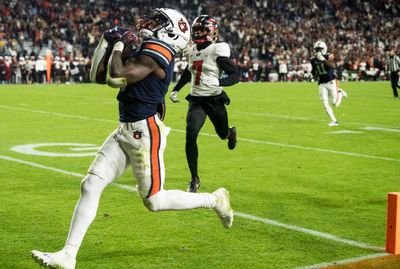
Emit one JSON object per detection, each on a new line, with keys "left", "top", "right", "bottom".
{"left": 146, "top": 116, "right": 161, "bottom": 198}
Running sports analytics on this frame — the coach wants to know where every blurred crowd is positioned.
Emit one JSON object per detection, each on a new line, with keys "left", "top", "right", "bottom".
{"left": 0, "top": 0, "right": 399, "bottom": 84}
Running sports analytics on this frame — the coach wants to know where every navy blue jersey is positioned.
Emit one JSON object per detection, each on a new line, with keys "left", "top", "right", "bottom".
{"left": 117, "top": 38, "right": 175, "bottom": 122}
{"left": 310, "top": 54, "right": 336, "bottom": 84}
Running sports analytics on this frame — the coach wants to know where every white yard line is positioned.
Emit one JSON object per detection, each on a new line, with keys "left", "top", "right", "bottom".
{"left": 0, "top": 105, "right": 114, "bottom": 123}
{"left": 328, "top": 130, "right": 364, "bottom": 134}
{"left": 361, "top": 126, "right": 400, "bottom": 133}
{"left": 0, "top": 155, "right": 137, "bottom": 192}
{"left": 294, "top": 252, "right": 390, "bottom": 269}
{"left": 1, "top": 104, "right": 399, "bottom": 163}
{"left": 0, "top": 154, "right": 385, "bottom": 253}
{"left": 232, "top": 110, "right": 400, "bottom": 129}
{"left": 236, "top": 137, "right": 400, "bottom": 163}
{"left": 2, "top": 104, "right": 400, "bottom": 129}
{"left": 174, "top": 129, "right": 400, "bottom": 163}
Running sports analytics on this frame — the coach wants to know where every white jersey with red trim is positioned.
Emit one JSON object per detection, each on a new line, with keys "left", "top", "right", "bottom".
{"left": 183, "top": 42, "right": 230, "bottom": 97}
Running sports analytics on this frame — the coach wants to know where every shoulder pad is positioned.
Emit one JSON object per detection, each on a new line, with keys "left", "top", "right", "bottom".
{"left": 215, "top": 42, "right": 230, "bottom": 58}
{"left": 141, "top": 39, "right": 175, "bottom": 68}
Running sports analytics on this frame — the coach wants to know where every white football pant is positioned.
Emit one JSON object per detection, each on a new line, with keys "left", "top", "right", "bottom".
{"left": 319, "top": 79, "right": 344, "bottom": 122}
{"left": 62, "top": 115, "right": 217, "bottom": 258}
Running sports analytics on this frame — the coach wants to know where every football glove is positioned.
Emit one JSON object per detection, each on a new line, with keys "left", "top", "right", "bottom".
{"left": 119, "top": 31, "right": 139, "bottom": 47}
{"left": 316, "top": 52, "right": 325, "bottom": 61}
{"left": 103, "top": 26, "right": 128, "bottom": 43}
{"left": 202, "top": 75, "right": 220, "bottom": 88}
{"left": 170, "top": 91, "right": 180, "bottom": 103}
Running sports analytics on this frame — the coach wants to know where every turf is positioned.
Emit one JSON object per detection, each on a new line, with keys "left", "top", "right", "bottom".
{"left": 0, "top": 81, "right": 398, "bottom": 269}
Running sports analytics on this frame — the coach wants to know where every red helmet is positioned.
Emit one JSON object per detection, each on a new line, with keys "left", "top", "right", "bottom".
{"left": 191, "top": 15, "right": 218, "bottom": 45}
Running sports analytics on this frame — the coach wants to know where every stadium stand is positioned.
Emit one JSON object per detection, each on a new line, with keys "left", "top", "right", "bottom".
{"left": 0, "top": 0, "right": 399, "bottom": 83}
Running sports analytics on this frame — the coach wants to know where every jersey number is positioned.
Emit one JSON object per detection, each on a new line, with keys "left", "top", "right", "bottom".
{"left": 315, "top": 63, "right": 327, "bottom": 75}
{"left": 192, "top": 60, "right": 203, "bottom": 85}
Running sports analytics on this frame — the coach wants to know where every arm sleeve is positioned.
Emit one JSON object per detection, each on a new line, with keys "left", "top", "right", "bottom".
{"left": 172, "top": 67, "right": 191, "bottom": 92}
{"left": 216, "top": 57, "right": 239, "bottom": 86}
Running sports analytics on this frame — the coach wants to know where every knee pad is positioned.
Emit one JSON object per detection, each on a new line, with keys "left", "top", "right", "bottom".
{"left": 80, "top": 174, "right": 108, "bottom": 197}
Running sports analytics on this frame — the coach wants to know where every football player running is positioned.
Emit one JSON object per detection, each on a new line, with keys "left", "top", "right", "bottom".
{"left": 311, "top": 40, "right": 348, "bottom": 127}
{"left": 170, "top": 15, "right": 239, "bottom": 192}
{"left": 31, "top": 8, "right": 233, "bottom": 269}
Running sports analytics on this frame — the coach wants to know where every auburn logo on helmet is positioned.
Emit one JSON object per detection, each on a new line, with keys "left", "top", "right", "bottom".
{"left": 178, "top": 18, "right": 188, "bottom": 33}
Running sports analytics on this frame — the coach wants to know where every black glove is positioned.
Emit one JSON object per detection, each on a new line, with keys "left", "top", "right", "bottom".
{"left": 119, "top": 31, "right": 139, "bottom": 47}
{"left": 103, "top": 26, "right": 128, "bottom": 43}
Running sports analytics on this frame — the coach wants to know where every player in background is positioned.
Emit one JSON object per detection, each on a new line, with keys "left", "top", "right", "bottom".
{"left": 311, "top": 40, "right": 348, "bottom": 127}
{"left": 31, "top": 9, "right": 233, "bottom": 269}
{"left": 386, "top": 48, "right": 400, "bottom": 98}
{"left": 169, "top": 15, "right": 239, "bottom": 192}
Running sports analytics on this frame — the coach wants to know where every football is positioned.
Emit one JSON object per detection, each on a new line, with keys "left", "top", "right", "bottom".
{"left": 105, "top": 41, "right": 135, "bottom": 64}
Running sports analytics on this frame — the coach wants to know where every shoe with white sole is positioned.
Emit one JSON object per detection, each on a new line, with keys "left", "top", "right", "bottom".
{"left": 340, "top": 89, "right": 348, "bottom": 98}
{"left": 335, "top": 89, "right": 348, "bottom": 107}
{"left": 31, "top": 250, "right": 76, "bottom": 269}
{"left": 213, "top": 188, "right": 234, "bottom": 228}
{"left": 328, "top": 121, "right": 339, "bottom": 127}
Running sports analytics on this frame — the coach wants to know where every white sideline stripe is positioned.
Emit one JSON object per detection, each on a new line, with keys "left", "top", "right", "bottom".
{"left": 0, "top": 154, "right": 385, "bottom": 253}
{"left": 294, "top": 252, "right": 390, "bottom": 269}
{"left": 2, "top": 105, "right": 400, "bottom": 163}
{"left": 0, "top": 155, "right": 137, "bottom": 192}
{"left": 235, "top": 212, "right": 384, "bottom": 252}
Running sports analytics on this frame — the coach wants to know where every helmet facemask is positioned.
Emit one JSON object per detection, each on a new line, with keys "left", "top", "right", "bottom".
{"left": 191, "top": 15, "right": 218, "bottom": 45}
{"left": 314, "top": 40, "right": 327, "bottom": 55}
{"left": 136, "top": 10, "right": 170, "bottom": 39}
{"left": 136, "top": 8, "right": 190, "bottom": 52}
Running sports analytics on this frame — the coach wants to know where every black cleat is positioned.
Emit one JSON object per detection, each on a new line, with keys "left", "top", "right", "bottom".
{"left": 227, "top": 127, "right": 237, "bottom": 150}
{"left": 187, "top": 176, "right": 201, "bottom": 193}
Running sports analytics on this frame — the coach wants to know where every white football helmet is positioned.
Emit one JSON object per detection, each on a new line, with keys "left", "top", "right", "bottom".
{"left": 314, "top": 40, "right": 327, "bottom": 54}
{"left": 136, "top": 8, "right": 190, "bottom": 52}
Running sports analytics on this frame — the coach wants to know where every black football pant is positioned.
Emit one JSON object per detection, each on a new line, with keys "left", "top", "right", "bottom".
{"left": 390, "top": 72, "right": 400, "bottom": 98}
{"left": 185, "top": 97, "right": 229, "bottom": 179}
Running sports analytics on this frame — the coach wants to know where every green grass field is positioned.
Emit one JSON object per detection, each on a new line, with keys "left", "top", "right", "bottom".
{"left": 0, "top": 81, "right": 399, "bottom": 269}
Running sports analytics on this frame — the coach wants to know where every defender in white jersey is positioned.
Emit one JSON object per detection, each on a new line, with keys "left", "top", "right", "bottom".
{"left": 170, "top": 15, "right": 239, "bottom": 192}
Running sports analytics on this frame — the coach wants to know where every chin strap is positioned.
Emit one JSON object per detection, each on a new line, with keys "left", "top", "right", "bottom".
{"left": 106, "top": 41, "right": 128, "bottom": 89}
{"left": 89, "top": 36, "right": 108, "bottom": 83}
